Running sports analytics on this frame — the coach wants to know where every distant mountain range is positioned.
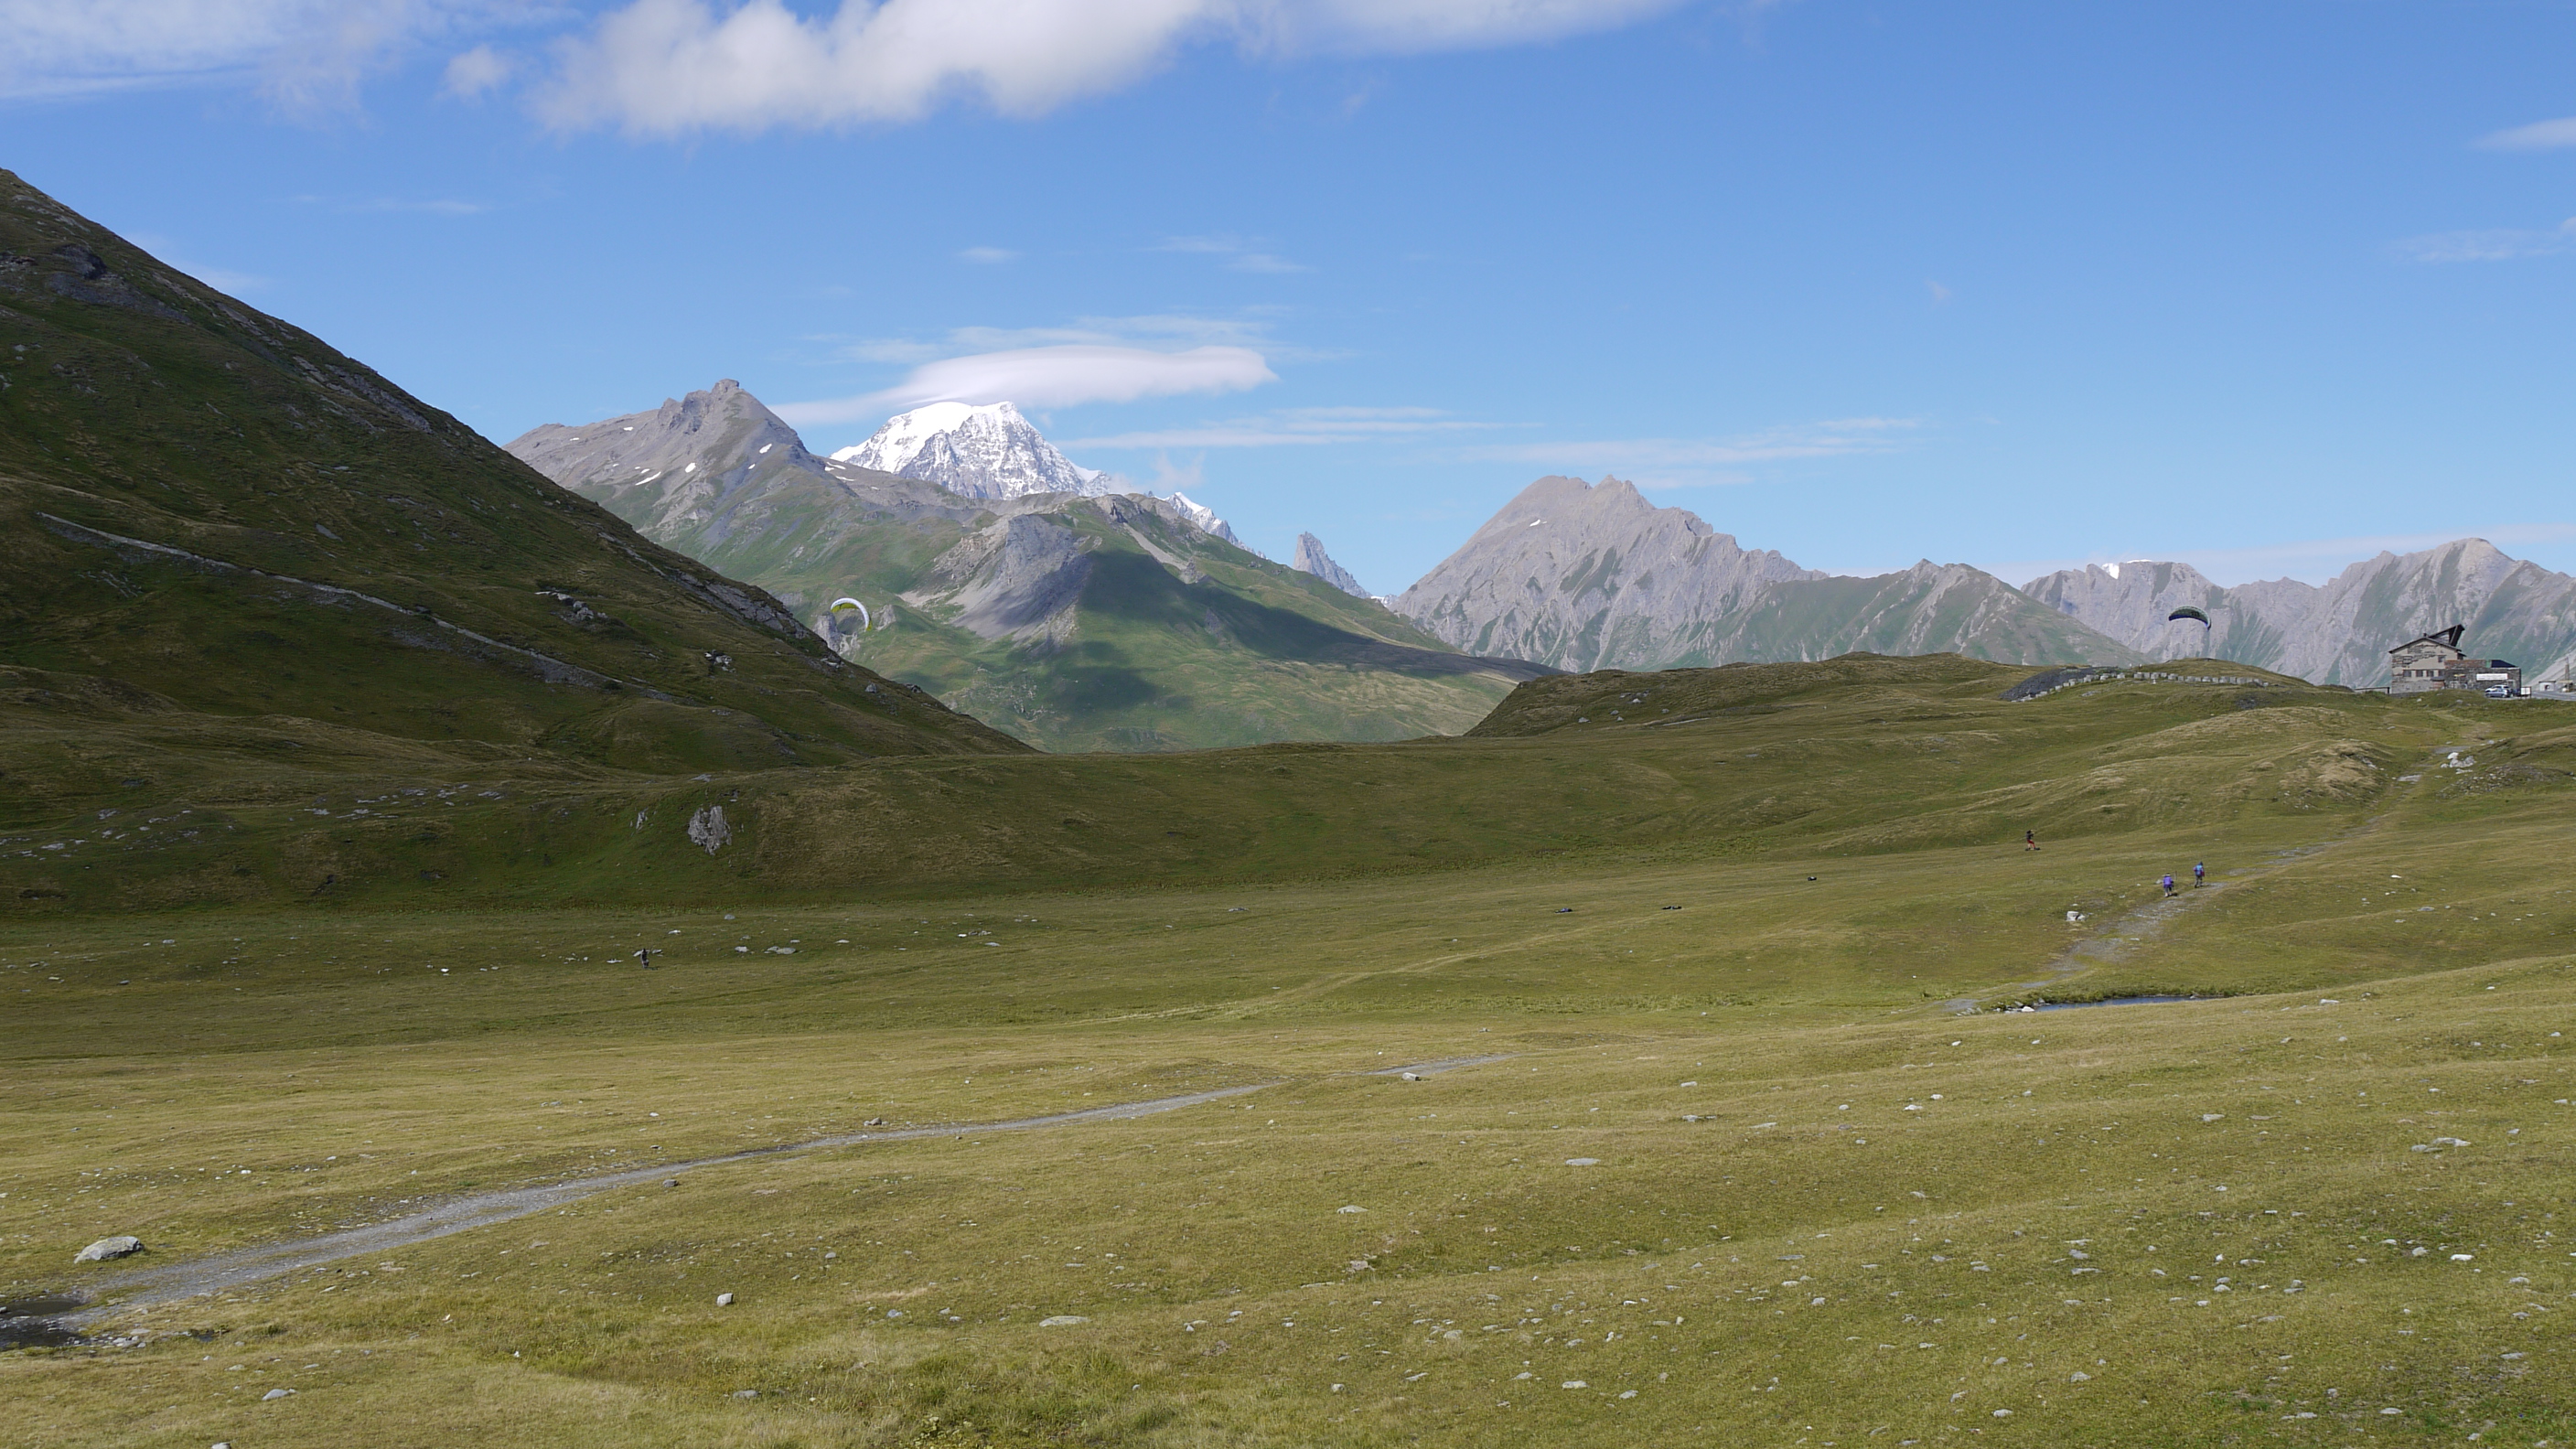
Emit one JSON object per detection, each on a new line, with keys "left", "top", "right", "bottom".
{"left": 2020, "top": 542, "right": 2576, "bottom": 687}
{"left": 508, "top": 384, "right": 1544, "bottom": 752}
{"left": 1393, "top": 476, "right": 2138, "bottom": 672}
{"left": 509, "top": 389, "right": 2576, "bottom": 727}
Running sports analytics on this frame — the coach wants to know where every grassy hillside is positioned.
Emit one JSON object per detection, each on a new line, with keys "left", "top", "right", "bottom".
{"left": 6, "top": 675, "right": 2576, "bottom": 1445}
{"left": 0, "top": 169, "right": 1025, "bottom": 788}
{"left": 7, "top": 649, "right": 2550, "bottom": 918}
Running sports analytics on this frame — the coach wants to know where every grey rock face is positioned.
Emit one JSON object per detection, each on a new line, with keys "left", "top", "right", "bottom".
{"left": 911, "top": 513, "right": 1092, "bottom": 644}
{"left": 74, "top": 1234, "right": 144, "bottom": 1262}
{"left": 832, "top": 402, "right": 1122, "bottom": 500}
{"left": 2022, "top": 539, "right": 2576, "bottom": 685}
{"left": 687, "top": 806, "right": 731, "bottom": 855}
{"left": 1293, "top": 532, "right": 1369, "bottom": 597}
{"left": 1395, "top": 476, "right": 2133, "bottom": 672}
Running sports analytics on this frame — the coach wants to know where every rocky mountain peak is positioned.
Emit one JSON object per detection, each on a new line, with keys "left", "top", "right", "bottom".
{"left": 1293, "top": 532, "right": 1369, "bottom": 597}
{"left": 1393, "top": 476, "right": 2128, "bottom": 671}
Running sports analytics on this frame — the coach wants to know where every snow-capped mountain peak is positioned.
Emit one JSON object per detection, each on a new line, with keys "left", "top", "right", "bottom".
{"left": 1165, "top": 491, "right": 1241, "bottom": 545}
{"left": 831, "top": 401, "right": 1122, "bottom": 500}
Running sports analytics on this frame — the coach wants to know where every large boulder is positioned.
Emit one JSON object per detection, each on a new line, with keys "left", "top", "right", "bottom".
{"left": 74, "top": 1235, "right": 144, "bottom": 1262}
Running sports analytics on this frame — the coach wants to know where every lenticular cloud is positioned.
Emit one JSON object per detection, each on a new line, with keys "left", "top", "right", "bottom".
{"left": 776, "top": 344, "right": 1277, "bottom": 427}
{"left": 536, "top": 0, "right": 1684, "bottom": 135}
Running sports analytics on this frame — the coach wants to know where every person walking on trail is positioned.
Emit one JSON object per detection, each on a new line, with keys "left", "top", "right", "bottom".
{"left": 2162, "top": 873, "right": 2178, "bottom": 898}
{"left": 2193, "top": 861, "right": 2206, "bottom": 888}
{"left": 2024, "top": 830, "right": 2040, "bottom": 852}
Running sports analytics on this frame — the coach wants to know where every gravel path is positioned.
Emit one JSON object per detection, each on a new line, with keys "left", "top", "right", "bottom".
{"left": 58, "top": 1081, "right": 1281, "bottom": 1330}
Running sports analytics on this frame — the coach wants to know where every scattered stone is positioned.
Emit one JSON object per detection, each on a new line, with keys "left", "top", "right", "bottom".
{"left": 2070, "top": 1371, "right": 2091, "bottom": 1381}
{"left": 74, "top": 1236, "right": 144, "bottom": 1262}
{"left": 664, "top": 1179, "right": 680, "bottom": 1188}
{"left": 1039, "top": 1315, "right": 1089, "bottom": 1327}
{"left": 733, "top": 1390, "right": 758, "bottom": 1399}
{"left": 262, "top": 1388, "right": 295, "bottom": 1401}
{"left": 1565, "top": 1158, "right": 1600, "bottom": 1166}
{"left": 1337, "top": 1205, "right": 1367, "bottom": 1214}
{"left": 716, "top": 1293, "right": 735, "bottom": 1306}
{"left": 1399, "top": 1071, "right": 1421, "bottom": 1081}
{"left": 1561, "top": 1379, "right": 1587, "bottom": 1390}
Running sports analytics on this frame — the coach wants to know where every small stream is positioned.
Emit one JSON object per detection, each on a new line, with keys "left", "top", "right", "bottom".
{"left": 2006, "top": 994, "right": 2206, "bottom": 1013}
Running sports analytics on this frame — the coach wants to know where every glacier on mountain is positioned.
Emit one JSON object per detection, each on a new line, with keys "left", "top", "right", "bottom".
{"left": 832, "top": 402, "right": 1125, "bottom": 500}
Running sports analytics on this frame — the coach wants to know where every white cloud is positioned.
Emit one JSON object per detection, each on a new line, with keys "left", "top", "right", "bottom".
{"left": 1455, "top": 416, "right": 1922, "bottom": 484}
{"left": 442, "top": 42, "right": 515, "bottom": 100}
{"left": 0, "top": 0, "right": 518, "bottom": 109}
{"left": 831, "top": 311, "right": 1320, "bottom": 364}
{"left": 2475, "top": 116, "right": 2576, "bottom": 152}
{"left": 958, "top": 245, "right": 1018, "bottom": 263}
{"left": 1063, "top": 405, "right": 1493, "bottom": 448}
{"left": 535, "top": 0, "right": 1686, "bottom": 136}
{"left": 2393, "top": 220, "right": 2576, "bottom": 263}
{"left": 774, "top": 343, "right": 1277, "bottom": 425}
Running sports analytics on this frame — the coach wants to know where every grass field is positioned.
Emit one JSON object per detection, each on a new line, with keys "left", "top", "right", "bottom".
{"left": 8, "top": 664, "right": 2576, "bottom": 1446}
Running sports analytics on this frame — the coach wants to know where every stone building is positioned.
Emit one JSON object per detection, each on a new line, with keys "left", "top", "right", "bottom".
{"left": 2387, "top": 625, "right": 2522, "bottom": 695}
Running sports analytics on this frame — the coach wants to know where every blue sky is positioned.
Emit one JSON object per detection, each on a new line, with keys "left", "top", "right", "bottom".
{"left": 8, "top": 1, "right": 2574, "bottom": 595}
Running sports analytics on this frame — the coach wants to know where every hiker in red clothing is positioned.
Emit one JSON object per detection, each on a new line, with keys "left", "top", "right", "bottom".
{"left": 2024, "top": 830, "right": 2039, "bottom": 852}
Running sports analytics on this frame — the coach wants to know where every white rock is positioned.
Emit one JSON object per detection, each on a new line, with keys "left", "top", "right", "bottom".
{"left": 715, "top": 1293, "right": 735, "bottom": 1306}
{"left": 262, "top": 1388, "right": 295, "bottom": 1401}
{"left": 1337, "top": 1205, "right": 1367, "bottom": 1213}
{"left": 1039, "top": 1315, "right": 1089, "bottom": 1326}
{"left": 1561, "top": 1379, "right": 1587, "bottom": 1390}
{"left": 732, "top": 1389, "right": 758, "bottom": 1399}
{"left": 1565, "top": 1157, "right": 1601, "bottom": 1166}
{"left": 687, "top": 806, "right": 732, "bottom": 854}
{"left": 74, "top": 1235, "right": 144, "bottom": 1262}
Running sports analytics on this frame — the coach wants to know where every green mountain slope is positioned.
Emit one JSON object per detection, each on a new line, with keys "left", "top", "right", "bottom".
{"left": 0, "top": 168, "right": 1025, "bottom": 816}
{"left": 510, "top": 383, "right": 1552, "bottom": 752}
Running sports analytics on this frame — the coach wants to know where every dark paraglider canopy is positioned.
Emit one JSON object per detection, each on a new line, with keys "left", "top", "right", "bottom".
{"left": 2167, "top": 606, "right": 2211, "bottom": 627}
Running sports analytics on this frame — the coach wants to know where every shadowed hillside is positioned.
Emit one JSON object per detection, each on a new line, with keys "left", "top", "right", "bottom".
{"left": 0, "top": 169, "right": 1025, "bottom": 843}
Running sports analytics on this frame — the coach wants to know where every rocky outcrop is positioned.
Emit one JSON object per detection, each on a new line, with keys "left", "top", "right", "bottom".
{"left": 2022, "top": 540, "right": 2576, "bottom": 686}
{"left": 907, "top": 512, "right": 1092, "bottom": 644}
{"left": 1395, "top": 476, "right": 2135, "bottom": 671}
{"left": 1293, "top": 532, "right": 1369, "bottom": 597}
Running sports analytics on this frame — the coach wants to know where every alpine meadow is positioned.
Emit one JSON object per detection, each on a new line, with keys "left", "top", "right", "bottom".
{"left": 8, "top": 8, "right": 2576, "bottom": 1448}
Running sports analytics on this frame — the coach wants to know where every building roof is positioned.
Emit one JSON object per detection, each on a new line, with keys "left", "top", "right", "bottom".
{"left": 2388, "top": 624, "right": 2466, "bottom": 655}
